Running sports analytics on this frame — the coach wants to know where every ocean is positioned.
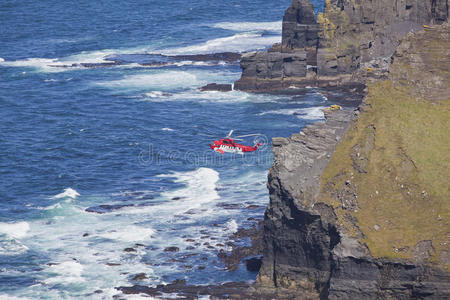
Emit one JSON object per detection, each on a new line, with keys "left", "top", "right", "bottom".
{"left": 0, "top": 0, "right": 327, "bottom": 298}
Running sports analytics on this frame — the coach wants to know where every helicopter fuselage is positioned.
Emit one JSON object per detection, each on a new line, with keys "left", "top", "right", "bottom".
{"left": 209, "top": 138, "right": 259, "bottom": 155}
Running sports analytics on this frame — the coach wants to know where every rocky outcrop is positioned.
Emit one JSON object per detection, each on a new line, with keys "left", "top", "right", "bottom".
{"left": 257, "top": 22, "right": 450, "bottom": 299}
{"left": 257, "top": 109, "right": 359, "bottom": 298}
{"left": 389, "top": 22, "right": 450, "bottom": 102}
{"left": 282, "top": 0, "right": 319, "bottom": 51}
{"left": 199, "top": 83, "right": 233, "bottom": 92}
{"left": 234, "top": 0, "right": 449, "bottom": 92}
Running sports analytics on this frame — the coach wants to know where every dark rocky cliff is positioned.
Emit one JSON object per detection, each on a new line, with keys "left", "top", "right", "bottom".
{"left": 256, "top": 19, "right": 450, "bottom": 299}
{"left": 234, "top": 0, "right": 449, "bottom": 92}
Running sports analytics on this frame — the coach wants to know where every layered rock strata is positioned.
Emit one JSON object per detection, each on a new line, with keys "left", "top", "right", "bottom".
{"left": 257, "top": 22, "right": 450, "bottom": 299}
{"left": 258, "top": 109, "right": 359, "bottom": 298}
{"left": 234, "top": 0, "right": 449, "bottom": 92}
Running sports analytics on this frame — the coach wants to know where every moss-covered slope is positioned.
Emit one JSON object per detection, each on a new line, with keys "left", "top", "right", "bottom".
{"left": 317, "top": 23, "right": 450, "bottom": 269}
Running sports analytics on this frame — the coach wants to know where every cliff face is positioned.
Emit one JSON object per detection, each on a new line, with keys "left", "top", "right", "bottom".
{"left": 234, "top": 0, "right": 449, "bottom": 92}
{"left": 257, "top": 22, "right": 450, "bottom": 299}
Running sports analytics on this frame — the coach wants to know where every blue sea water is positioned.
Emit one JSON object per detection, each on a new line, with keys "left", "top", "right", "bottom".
{"left": 0, "top": 0, "right": 328, "bottom": 298}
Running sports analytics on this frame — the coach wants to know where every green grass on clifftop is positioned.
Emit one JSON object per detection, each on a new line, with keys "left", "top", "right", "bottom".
{"left": 318, "top": 80, "right": 449, "bottom": 269}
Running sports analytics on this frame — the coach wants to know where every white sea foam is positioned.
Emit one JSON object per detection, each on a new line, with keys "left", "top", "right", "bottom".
{"left": 60, "top": 49, "right": 117, "bottom": 64}
{"left": 0, "top": 238, "right": 29, "bottom": 255}
{"left": 100, "top": 69, "right": 238, "bottom": 92}
{"left": 41, "top": 203, "right": 63, "bottom": 210}
{"left": 226, "top": 219, "right": 238, "bottom": 233}
{"left": 158, "top": 168, "right": 220, "bottom": 207}
{"left": 0, "top": 222, "right": 30, "bottom": 239}
{"left": 160, "top": 32, "right": 280, "bottom": 55}
{"left": 0, "top": 58, "right": 61, "bottom": 73}
{"left": 145, "top": 91, "right": 166, "bottom": 98}
{"left": 0, "top": 295, "right": 32, "bottom": 300}
{"left": 295, "top": 107, "right": 326, "bottom": 120}
{"left": 0, "top": 49, "right": 120, "bottom": 73}
{"left": 43, "top": 261, "right": 85, "bottom": 284}
{"left": 21, "top": 202, "right": 156, "bottom": 294}
{"left": 212, "top": 21, "right": 282, "bottom": 32}
{"left": 98, "top": 226, "right": 154, "bottom": 242}
{"left": 162, "top": 127, "right": 174, "bottom": 131}
{"left": 258, "top": 106, "right": 325, "bottom": 120}
{"left": 1, "top": 29, "right": 278, "bottom": 74}
{"left": 99, "top": 71, "right": 200, "bottom": 91}
{"left": 51, "top": 188, "right": 80, "bottom": 199}
{"left": 153, "top": 89, "right": 283, "bottom": 104}
{"left": 100, "top": 289, "right": 159, "bottom": 300}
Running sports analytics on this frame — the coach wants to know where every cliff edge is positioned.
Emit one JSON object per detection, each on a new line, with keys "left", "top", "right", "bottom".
{"left": 257, "top": 20, "right": 450, "bottom": 299}
{"left": 234, "top": 0, "right": 449, "bottom": 92}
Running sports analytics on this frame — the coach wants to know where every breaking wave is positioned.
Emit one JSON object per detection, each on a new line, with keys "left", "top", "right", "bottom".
{"left": 51, "top": 188, "right": 80, "bottom": 199}
{"left": 212, "top": 21, "right": 282, "bottom": 33}
{"left": 160, "top": 32, "right": 280, "bottom": 55}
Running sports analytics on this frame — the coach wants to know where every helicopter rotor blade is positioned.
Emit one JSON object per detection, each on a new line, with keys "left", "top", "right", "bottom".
{"left": 234, "top": 133, "right": 262, "bottom": 138}
{"left": 226, "top": 129, "right": 234, "bottom": 138}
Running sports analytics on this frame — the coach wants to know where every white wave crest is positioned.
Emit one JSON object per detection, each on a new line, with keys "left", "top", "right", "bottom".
{"left": 51, "top": 188, "right": 80, "bottom": 199}
{"left": 212, "top": 21, "right": 282, "bottom": 32}
{"left": 0, "top": 57, "right": 4, "bottom": 62}
{"left": 160, "top": 32, "right": 280, "bottom": 55}
{"left": 159, "top": 168, "right": 220, "bottom": 205}
{"left": 0, "top": 222, "right": 30, "bottom": 239}
{"left": 162, "top": 127, "right": 174, "bottom": 131}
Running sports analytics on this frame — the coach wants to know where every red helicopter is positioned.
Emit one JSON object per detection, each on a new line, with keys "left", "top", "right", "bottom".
{"left": 209, "top": 130, "right": 263, "bottom": 155}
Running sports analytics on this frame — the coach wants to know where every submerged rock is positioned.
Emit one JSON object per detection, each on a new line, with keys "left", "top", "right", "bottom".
{"left": 85, "top": 204, "right": 133, "bottom": 214}
{"left": 164, "top": 247, "right": 179, "bottom": 252}
{"left": 132, "top": 273, "right": 147, "bottom": 281}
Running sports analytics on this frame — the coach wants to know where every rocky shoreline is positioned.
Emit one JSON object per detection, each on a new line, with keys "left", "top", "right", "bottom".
{"left": 48, "top": 52, "right": 241, "bottom": 69}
